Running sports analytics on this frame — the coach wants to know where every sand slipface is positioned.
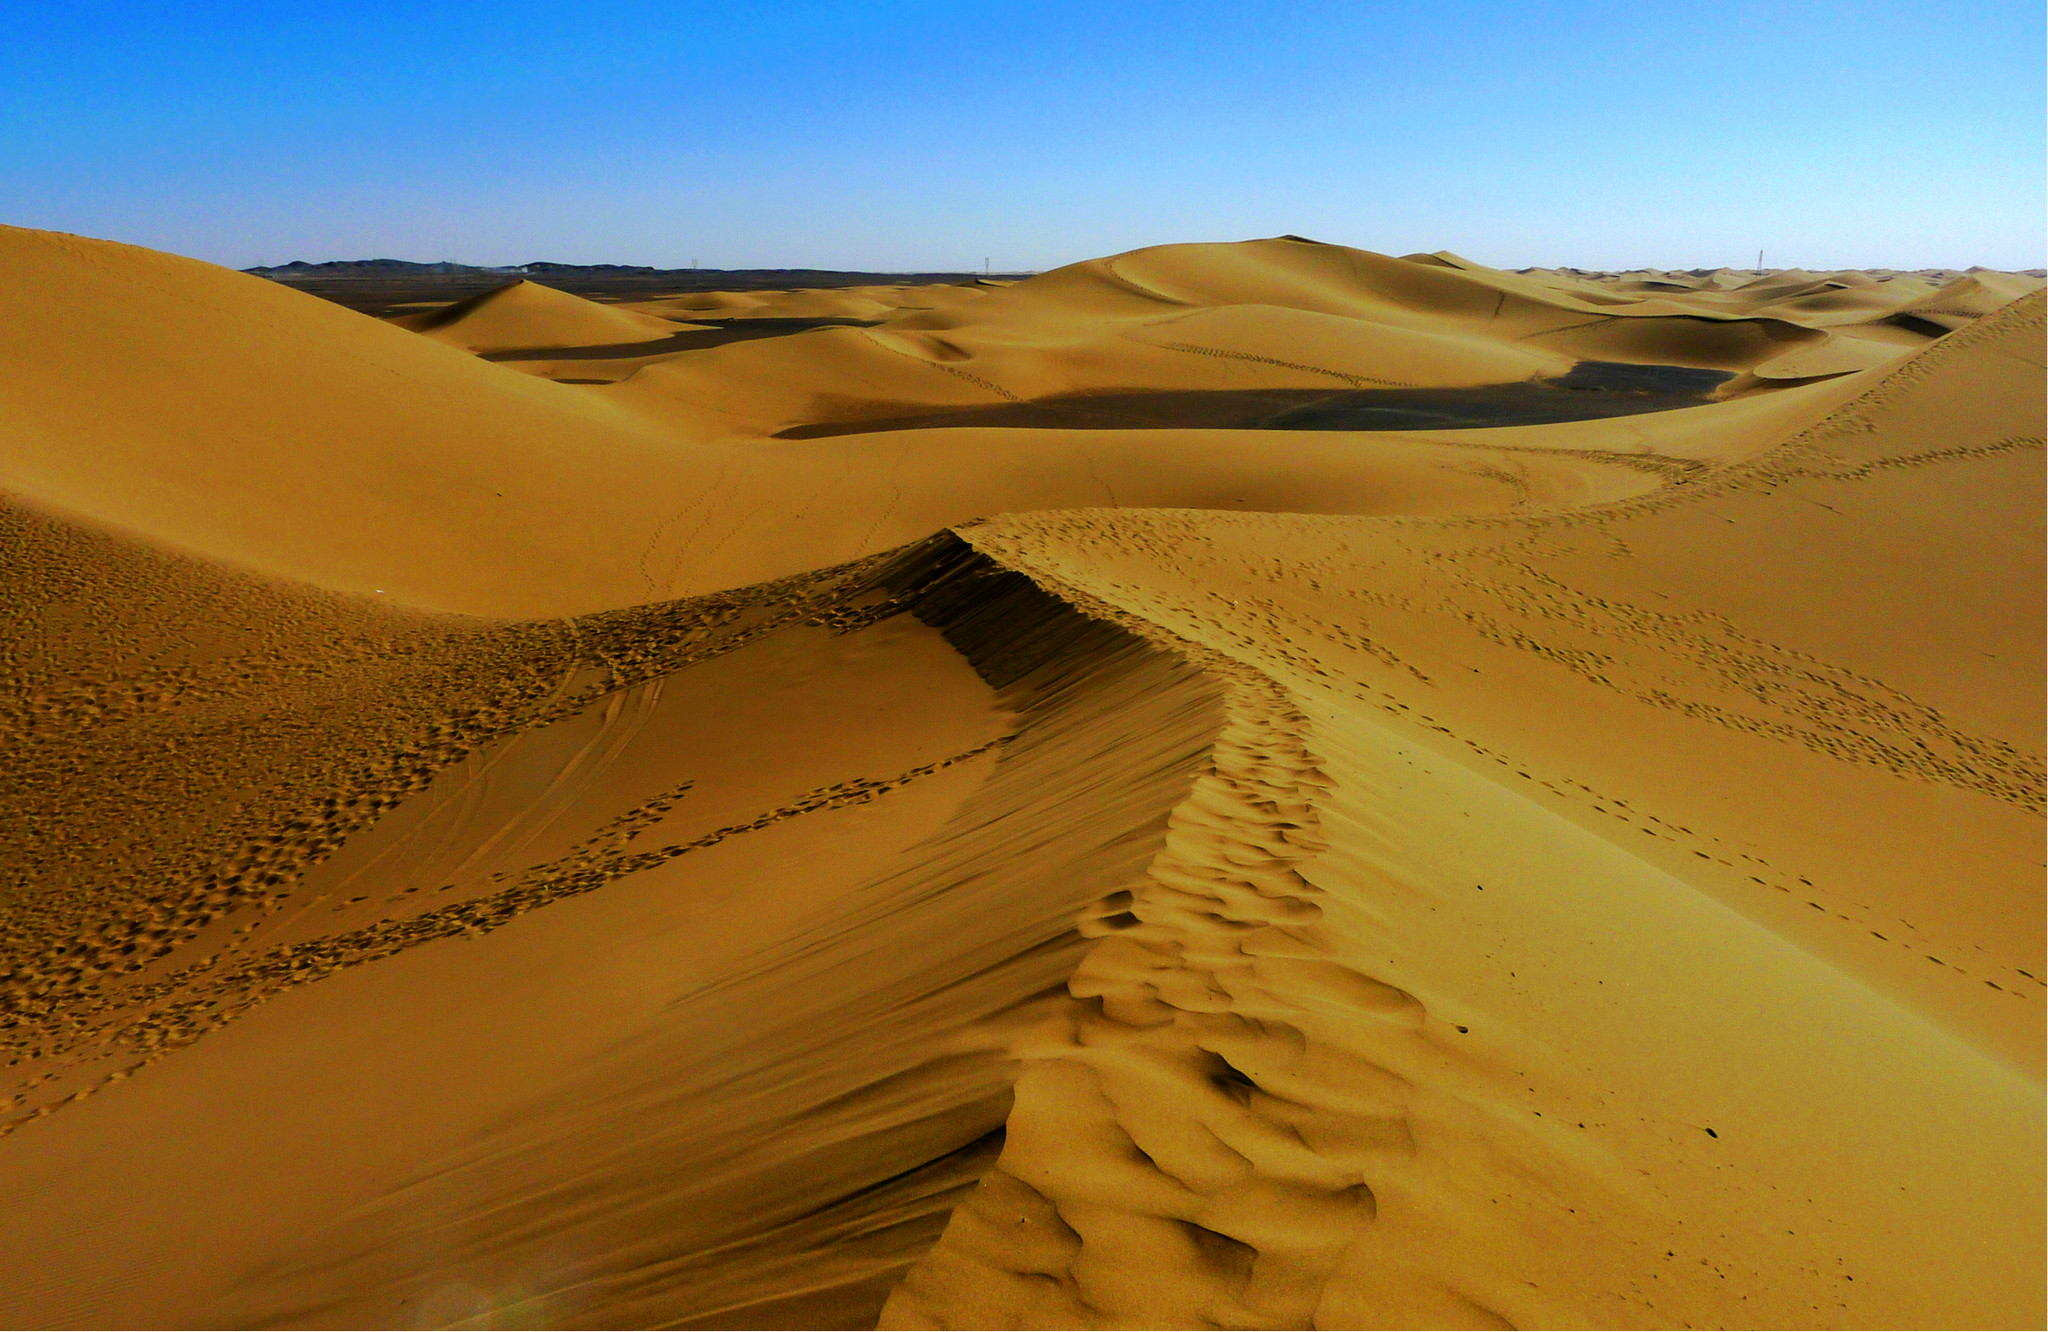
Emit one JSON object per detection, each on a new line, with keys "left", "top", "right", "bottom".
{"left": 0, "top": 226, "right": 2041, "bottom": 1329}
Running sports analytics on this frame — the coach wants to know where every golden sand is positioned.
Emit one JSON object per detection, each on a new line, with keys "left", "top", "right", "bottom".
{"left": 0, "top": 225, "right": 2039, "bottom": 1328}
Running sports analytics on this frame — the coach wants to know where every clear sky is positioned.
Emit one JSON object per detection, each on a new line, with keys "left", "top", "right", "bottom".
{"left": 4, "top": 0, "right": 2042, "bottom": 272}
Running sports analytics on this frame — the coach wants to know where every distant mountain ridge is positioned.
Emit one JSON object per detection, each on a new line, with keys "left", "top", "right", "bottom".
{"left": 245, "top": 258, "right": 2042, "bottom": 284}
{"left": 240, "top": 259, "right": 1038, "bottom": 315}
{"left": 243, "top": 259, "right": 1020, "bottom": 281}
{"left": 246, "top": 259, "right": 508, "bottom": 277}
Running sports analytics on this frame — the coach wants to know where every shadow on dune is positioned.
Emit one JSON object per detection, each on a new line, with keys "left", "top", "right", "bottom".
{"left": 774, "top": 362, "right": 1738, "bottom": 438}
{"left": 0, "top": 517, "right": 1232, "bottom": 1329}
{"left": 188, "top": 536, "right": 1230, "bottom": 1330}
{"left": 480, "top": 316, "right": 881, "bottom": 362}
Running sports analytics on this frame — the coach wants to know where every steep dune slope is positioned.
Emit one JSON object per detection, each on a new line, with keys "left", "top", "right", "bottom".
{"left": 0, "top": 531, "right": 1236, "bottom": 1329}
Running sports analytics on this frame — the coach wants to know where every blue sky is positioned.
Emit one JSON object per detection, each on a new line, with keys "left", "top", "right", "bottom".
{"left": 3, "top": 0, "right": 2042, "bottom": 271}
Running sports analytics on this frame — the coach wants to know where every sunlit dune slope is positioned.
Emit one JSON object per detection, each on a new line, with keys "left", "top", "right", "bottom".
{"left": 0, "top": 227, "right": 2040, "bottom": 1330}
{"left": 0, "top": 225, "right": 712, "bottom": 615}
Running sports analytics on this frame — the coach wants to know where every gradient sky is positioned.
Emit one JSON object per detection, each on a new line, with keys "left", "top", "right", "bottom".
{"left": 4, "top": 0, "right": 2042, "bottom": 272}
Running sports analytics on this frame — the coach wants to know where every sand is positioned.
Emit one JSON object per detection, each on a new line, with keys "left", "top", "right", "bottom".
{"left": 0, "top": 224, "right": 2040, "bottom": 1329}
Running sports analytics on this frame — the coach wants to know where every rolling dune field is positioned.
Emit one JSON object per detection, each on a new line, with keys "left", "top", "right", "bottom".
{"left": 0, "top": 225, "right": 2040, "bottom": 1329}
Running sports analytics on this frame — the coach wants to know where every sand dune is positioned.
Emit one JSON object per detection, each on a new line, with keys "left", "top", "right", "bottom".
{"left": 0, "top": 226, "right": 1970, "bottom": 613}
{"left": 0, "top": 226, "right": 2040, "bottom": 1329}
{"left": 899, "top": 295, "right": 2043, "bottom": 1328}
{"left": 394, "top": 278, "right": 698, "bottom": 353}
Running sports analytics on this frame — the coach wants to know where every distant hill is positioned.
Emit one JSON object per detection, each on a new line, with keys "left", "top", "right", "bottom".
{"left": 244, "top": 259, "right": 508, "bottom": 278}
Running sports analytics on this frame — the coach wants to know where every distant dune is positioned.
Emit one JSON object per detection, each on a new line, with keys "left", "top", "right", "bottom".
{"left": 0, "top": 224, "right": 2040, "bottom": 1329}
{"left": 391, "top": 279, "right": 698, "bottom": 354}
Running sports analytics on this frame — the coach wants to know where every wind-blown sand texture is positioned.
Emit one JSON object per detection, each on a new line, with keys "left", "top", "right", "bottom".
{"left": 0, "top": 225, "right": 2040, "bottom": 1329}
